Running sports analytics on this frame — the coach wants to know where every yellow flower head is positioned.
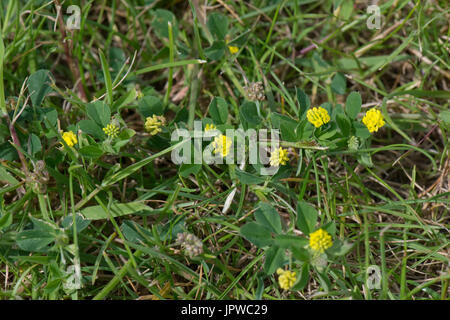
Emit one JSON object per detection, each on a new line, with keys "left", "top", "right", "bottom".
{"left": 362, "top": 108, "right": 385, "bottom": 133}
{"left": 61, "top": 131, "right": 77, "bottom": 147}
{"left": 145, "top": 115, "right": 165, "bottom": 135}
{"left": 212, "top": 134, "right": 232, "bottom": 157}
{"left": 228, "top": 45, "right": 239, "bottom": 54}
{"left": 270, "top": 147, "right": 289, "bottom": 167}
{"left": 307, "top": 107, "right": 330, "bottom": 128}
{"left": 103, "top": 123, "right": 120, "bottom": 138}
{"left": 276, "top": 268, "right": 297, "bottom": 290}
{"left": 225, "top": 36, "right": 239, "bottom": 55}
{"left": 205, "top": 123, "right": 217, "bottom": 132}
{"left": 309, "top": 228, "right": 333, "bottom": 253}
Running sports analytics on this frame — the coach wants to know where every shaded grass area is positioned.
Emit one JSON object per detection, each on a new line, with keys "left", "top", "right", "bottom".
{"left": 0, "top": 0, "right": 449, "bottom": 300}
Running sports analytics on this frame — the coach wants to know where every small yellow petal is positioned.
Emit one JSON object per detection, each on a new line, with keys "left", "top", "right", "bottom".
{"left": 205, "top": 124, "right": 217, "bottom": 132}
{"left": 228, "top": 45, "right": 239, "bottom": 54}
{"left": 62, "top": 131, "right": 77, "bottom": 147}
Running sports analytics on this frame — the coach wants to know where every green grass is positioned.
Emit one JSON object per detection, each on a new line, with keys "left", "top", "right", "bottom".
{"left": 0, "top": 0, "right": 449, "bottom": 300}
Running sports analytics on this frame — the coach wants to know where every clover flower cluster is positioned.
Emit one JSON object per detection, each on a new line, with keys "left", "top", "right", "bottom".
{"left": 347, "top": 135, "right": 359, "bottom": 150}
{"left": 276, "top": 268, "right": 297, "bottom": 290}
{"left": 145, "top": 115, "right": 166, "bottom": 135}
{"left": 362, "top": 108, "right": 385, "bottom": 133}
{"left": 307, "top": 107, "right": 331, "bottom": 128}
{"left": 225, "top": 37, "right": 239, "bottom": 55}
{"left": 27, "top": 160, "right": 50, "bottom": 194}
{"left": 228, "top": 45, "right": 239, "bottom": 54}
{"left": 176, "top": 232, "right": 203, "bottom": 258}
{"left": 269, "top": 147, "right": 289, "bottom": 167}
{"left": 62, "top": 131, "right": 78, "bottom": 147}
{"left": 309, "top": 228, "right": 333, "bottom": 253}
{"left": 212, "top": 134, "right": 232, "bottom": 157}
{"left": 103, "top": 123, "right": 120, "bottom": 138}
{"left": 244, "top": 81, "right": 265, "bottom": 101}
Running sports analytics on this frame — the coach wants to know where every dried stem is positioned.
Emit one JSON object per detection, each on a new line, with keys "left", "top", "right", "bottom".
{"left": 7, "top": 115, "right": 29, "bottom": 174}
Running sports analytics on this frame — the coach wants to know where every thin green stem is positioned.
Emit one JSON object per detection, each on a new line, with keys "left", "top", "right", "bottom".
{"left": 92, "top": 250, "right": 143, "bottom": 300}
{"left": 188, "top": 63, "right": 199, "bottom": 130}
{"left": 163, "top": 21, "right": 175, "bottom": 106}
{"left": 69, "top": 166, "right": 81, "bottom": 299}
{"left": 0, "top": 32, "right": 6, "bottom": 116}
{"left": 37, "top": 193, "right": 49, "bottom": 221}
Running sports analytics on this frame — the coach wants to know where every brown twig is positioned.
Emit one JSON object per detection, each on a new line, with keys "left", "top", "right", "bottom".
{"left": 216, "top": 0, "right": 244, "bottom": 25}
{"left": 54, "top": 0, "right": 87, "bottom": 101}
{"left": 6, "top": 115, "right": 29, "bottom": 175}
{"left": 4, "top": 81, "right": 31, "bottom": 175}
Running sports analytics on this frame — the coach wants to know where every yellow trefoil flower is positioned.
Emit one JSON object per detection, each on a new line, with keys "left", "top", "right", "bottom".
{"left": 212, "top": 134, "right": 232, "bottom": 157}
{"left": 307, "top": 107, "right": 330, "bottom": 128}
{"left": 225, "top": 37, "right": 239, "bottom": 55}
{"left": 145, "top": 115, "right": 165, "bottom": 135}
{"left": 309, "top": 228, "right": 333, "bottom": 253}
{"left": 228, "top": 45, "right": 239, "bottom": 54}
{"left": 276, "top": 268, "right": 297, "bottom": 290}
{"left": 205, "top": 123, "right": 217, "bottom": 132}
{"left": 103, "top": 123, "right": 120, "bottom": 138}
{"left": 61, "top": 131, "right": 77, "bottom": 147}
{"left": 270, "top": 147, "right": 289, "bottom": 167}
{"left": 362, "top": 108, "right": 385, "bottom": 133}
